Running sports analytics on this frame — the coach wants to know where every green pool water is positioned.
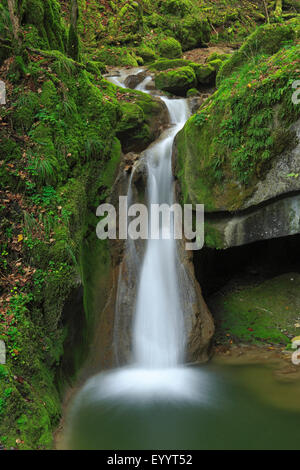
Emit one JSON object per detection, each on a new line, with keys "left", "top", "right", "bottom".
{"left": 65, "top": 362, "right": 300, "bottom": 450}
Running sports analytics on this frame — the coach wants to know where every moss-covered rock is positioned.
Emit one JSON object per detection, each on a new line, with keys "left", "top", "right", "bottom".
{"left": 84, "top": 60, "right": 106, "bottom": 76}
{"left": 210, "top": 273, "right": 300, "bottom": 346}
{"left": 136, "top": 45, "right": 157, "bottom": 63}
{"left": 158, "top": 37, "right": 182, "bottom": 59}
{"left": 186, "top": 88, "right": 200, "bottom": 97}
{"left": 174, "top": 38, "right": 300, "bottom": 212}
{"left": 148, "top": 58, "right": 192, "bottom": 71}
{"left": 158, "top": 0, "right": 191, "bottom": 17}
{"left": 173, "top": 16, "right": 210, "bottom": 51}
{"left": 217, "top": 23, "right": 296, "bottom": 85}
{"left": 193, "top": 63, "right": 216, "bottom": 86}
{"left": 155, "top": 66, "right": 196, "bottom": 96}
{"left": 116, "top": 87, "right": 168, "bottom": 152}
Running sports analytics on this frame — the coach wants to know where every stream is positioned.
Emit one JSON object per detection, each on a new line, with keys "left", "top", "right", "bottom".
{"left": 63, "top": 68, "right": 300, "bottom": 450}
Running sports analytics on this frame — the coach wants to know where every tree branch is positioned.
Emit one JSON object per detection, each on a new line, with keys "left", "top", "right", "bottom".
{"left": 262, "top": 0, "right": 270, "bottom": 23}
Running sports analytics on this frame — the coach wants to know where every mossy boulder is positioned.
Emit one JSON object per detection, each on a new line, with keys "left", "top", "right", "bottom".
{"left": 155, "top": 66, "right": 196, "bottom": 96}
{"left": 116, "top": 89, "right": 168, "bottom": 152}
{"left": 158, "top": 0, "right": 191, "bottom": 17}
{"left": 186, "top": 88, "right": 200, "bottom": 97}
{"left": 137, "top": 45, "right": 157, "bottom": 63}
{"left": 91, "top": 47, "right": 140, "bottom": 67}
{"left": 174, "top": 43, "right": 300, "bottom": 212}
{"left": 148, "top": 58, "right": 192, "bottom": 71}
{"left": 217, "top": 23, "right": 296, "bottom": 85}
{"left": 158, "top": 37, "right": 182, "bottom": 59}
{"left": 206, "top": 59, "right": 223, "bottom": 73}
{"left": 192, "top": 63, "right": 216, "bottom": 86}
{"left": 173, "top": 16, "right": 210, "bottom": 51}
{"left": 207, "top": 52, "right": 232, "bottom": 63}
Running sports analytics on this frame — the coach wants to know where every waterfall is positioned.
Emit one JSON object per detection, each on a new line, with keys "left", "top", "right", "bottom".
{"left": 68, "top": 70, "right": 205, "bottom": 420}
{"left": 108, "top": 72, "right": 191, "bottom": 368}
{"left": 132, "top": 89, "right": 190, "bottom": 368}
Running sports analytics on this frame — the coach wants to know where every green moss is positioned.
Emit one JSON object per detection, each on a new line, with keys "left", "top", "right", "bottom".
{"left": 207, "top": 59, "right": 223, "bottom": 73}
{"left": 158, "top": 0, "right": 191, "bottom": 17}
{"left": 217, "top": 23, "right": 296, "bottom": 85}
{"left": 12, "top": 91, "right": 40, "bottom": 133}
{"left": 155, "top": 66, "right": 196, "bottom": 96}
{"left": 90, "top": 47, "right": 139, "bottom": 67}
{"left": 204, "top": 222, "right": 224, "bottom": 249}
{"left": 136, "top": 45, "right": 157, "bottom": 63}
{"left": 175, "top": 41, "right": 300, "bottom": 212}
{"left": 210, "top": 274, "right": 300, "bottom": 346}
{"left": 148, "top": 58, "right": 192, "bottom": 71}
{"left": 117, "top": 102, "right": 145, "bottom": 133}
{"left": 192, "top": 63, "right": 216, "bottom": 86}
{"left": 207, "top": 52, "right": 231, "bottom": 63}
{"left": 21, "top": 0, "right": 65, "bottom": 52}
{"left": 158, "top": 37, "right": 182, "bottom": 59}
{"left": 173, "top": 15, "right": 210, "bottom": 51}
{"left": 114, "top": 87, "right": 166, "bottom": 151}
{"left": 186, "top": 88, "right": 200, "bottom": 97}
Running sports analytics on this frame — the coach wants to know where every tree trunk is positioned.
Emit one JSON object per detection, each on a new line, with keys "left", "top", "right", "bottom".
{"left": 7, "top": 0, "right": 21, "bottom": 45}
{"left": 70, "top": 0, "right": 79, "bottom": 29}
{"left": 67, "top": 0, "right": 79, "bottom": 61}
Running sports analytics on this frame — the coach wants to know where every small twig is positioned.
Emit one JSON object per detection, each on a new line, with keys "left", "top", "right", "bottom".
{"left": 262, "top": 0, "right": 270, "bottom": 23}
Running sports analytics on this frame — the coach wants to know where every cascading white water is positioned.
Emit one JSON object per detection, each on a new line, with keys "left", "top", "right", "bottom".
{"left": 133, "top": 91, "right": 190, "bottom": 368}
{"left": 68, "top": 70, "right": 206, "bottom": 416}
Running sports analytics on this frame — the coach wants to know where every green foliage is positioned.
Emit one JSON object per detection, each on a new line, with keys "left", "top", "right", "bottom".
{"left": 12, "top": 91, "right": 39, "bottom": 132}
{"left": 26, "top": 152, "right": 56, "bottom": 185}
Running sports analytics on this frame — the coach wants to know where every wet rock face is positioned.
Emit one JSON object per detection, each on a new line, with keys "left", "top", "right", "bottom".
{"left": 204, "top": 192, "right": 300, "bottom": 249}
{"left": 243, "top": 120, "right": 300, "bottom": 209}
{"left": 124, "top": 71, "right": 147, "bottom": 89}
{"left": 201, "top": 120, "right": 300, "bottom": 249}
{"left": 224, "top": 193, "right": 300, "bottom": 248}
{"left": 176, "top": 237, "right": 215, "bottom": 363}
